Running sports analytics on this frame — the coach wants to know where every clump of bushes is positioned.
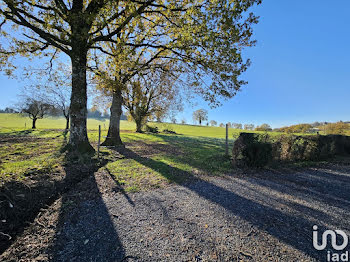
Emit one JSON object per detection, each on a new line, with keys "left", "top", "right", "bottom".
{"left": 145, "top": 125, "right": 159, "bottom": 133}
{"left": 278, "top": 124, "right": 313, "bottom": 133}
{"left": 232, "top": 133, "right": 350, "bottom": 167}
{"left": 163, "top": 129, "right": 177, "bottom": 134}
{"left": 232, "top": 133, "right": 272, "bottom": 167}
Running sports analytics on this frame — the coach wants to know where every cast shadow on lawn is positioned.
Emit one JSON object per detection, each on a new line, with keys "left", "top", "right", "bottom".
{"left": 0, "top": 128, "right": 33, "bottom": 136}
{"left": 123, "top": 133, "right": 233, "bottom": 175}
{"left": 0, "top": 130, "right": 68, "bottom": 254}
{"left": 50, "top": 153, "right": 129, "bottom": 262}
{"left": 114, "top": 146, "right": 349, "bottom": 261}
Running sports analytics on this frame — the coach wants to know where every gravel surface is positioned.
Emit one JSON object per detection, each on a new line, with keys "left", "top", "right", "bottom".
{"left": 2, "top": 163, "right": 350, "bottom": 262}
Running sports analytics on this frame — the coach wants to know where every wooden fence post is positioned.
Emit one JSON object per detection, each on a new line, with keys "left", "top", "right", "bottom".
{"left": 98, "top": 125, "right": 101, "bottom": 159}
{"left": 225, "top": 123, "right": 229, "bottom": 156}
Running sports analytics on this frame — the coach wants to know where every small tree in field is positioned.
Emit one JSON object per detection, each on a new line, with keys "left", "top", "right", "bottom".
{"left": 193, "top": 109, "right": 208, "bottom": 125}
{"left": 232, "top": 123, "right": 243, "bottom": 129}
{"left": 124, "top": 70, "right": 179, "bottom": 132}
{"left": 210, "top": 120, "right": 217, "bottom": 126}
{"left": 255, "top": 123, "right": 272, "bottom": 132}
{"left": 219, "top": 123, "right": 225, "bottom": 128}
{"left": 29, "top": 64, "right": 72, "bottom": 130}
{"left": 20, "top": 98, "right": 52, "bottom": 129}
{"left": 244, "top": 124, "right": 255, "bottom": 130}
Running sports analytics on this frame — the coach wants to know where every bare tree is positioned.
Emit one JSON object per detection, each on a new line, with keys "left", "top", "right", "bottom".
{"left": 29, "top": 64, "right": 72, "bottom": 130}
{"left": 51, "top": 87, "right": 71, "bottom": 130}
{"left": 20, "top": 97, "right": 52, "bottom": 129}
{"left": 244, "top": 124, "right": 255, "bottom": 130}
{"left": 232, "top": 123, "right": 243, "bottom": 129}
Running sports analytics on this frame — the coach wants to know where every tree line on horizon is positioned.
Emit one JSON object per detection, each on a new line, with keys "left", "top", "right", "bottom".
{"left": 191, "top": 111, "right": 350, "bottom": 135}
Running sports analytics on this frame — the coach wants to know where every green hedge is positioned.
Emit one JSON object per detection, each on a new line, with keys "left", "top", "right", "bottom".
{"left": 232, "top": 133, "right": 350, "bottom": 167}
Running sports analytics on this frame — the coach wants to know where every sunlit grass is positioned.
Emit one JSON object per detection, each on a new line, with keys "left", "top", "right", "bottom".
{"left": 0, "top": 113, "right": 135, "bottom": 131}
{"left": 3, "top": 113, "right": 346, "bottom": 192}
{"left": 0, "top": 134, "right": 65, "bottom": 181}
{"left": 0, "top": 113, "right": 295, "bottom": 139}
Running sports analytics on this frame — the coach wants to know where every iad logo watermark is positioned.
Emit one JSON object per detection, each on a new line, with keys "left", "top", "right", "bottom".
{"left": 313, "top": 225, "right": 349, "bottom": 261}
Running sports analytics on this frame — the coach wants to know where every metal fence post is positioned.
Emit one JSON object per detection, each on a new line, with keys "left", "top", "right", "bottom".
{"left": 98, "top": 125, "right": 101, "bottom": 158}
{"left": 225, "top": 123, "right": 229, "bottom": 156}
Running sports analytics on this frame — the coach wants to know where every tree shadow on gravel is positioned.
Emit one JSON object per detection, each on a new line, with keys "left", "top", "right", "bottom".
{"left": 105, "top": 167, "right": 135, "bottom": 207}
{"left": 253, "top": 167, "right": 350, "bottom": 213}
{"left": 115, "top": 147, "right": 350, "bottom": 261}
{"left": 50, "top": 154, "right": 127, "bottom": 262}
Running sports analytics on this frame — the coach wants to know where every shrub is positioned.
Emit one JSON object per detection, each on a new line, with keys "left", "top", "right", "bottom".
{"left": 163, "top": 129, "right": 176, "bottom": 134}
{"left": 278, "top": 124, "right": 313, "bottom": 134}
{"left": 232, "top": 133, "right": 272, "bottom": 167}
{"left": 232, "top": 133, "right": 350, "bottom": 167}
{"left": 255, "top": 123, "right": 272, "bottom": 132}
{"left": 324, "top": 122, "right": 349, "bottom": 135}
{"left": 145, "top": 125, "right": 159, "bottom": 133}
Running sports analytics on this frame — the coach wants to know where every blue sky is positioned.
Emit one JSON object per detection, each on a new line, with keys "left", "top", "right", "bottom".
{"left": 1, "top": 0, "right": 350, "bottom": 128}
{"left": 178, "top": 0, "right": 350, "bottom": 127}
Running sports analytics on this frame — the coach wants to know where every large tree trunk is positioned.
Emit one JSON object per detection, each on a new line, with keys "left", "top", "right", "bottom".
{"left": 65, "top": 115, "right": 70, "bottom": 130}
{"left": 101, "top": 88, "right": 123, "bottom": 146}
{"left": 135, "top": 119, "right": 143, "bottom": 133}
{"left": 68, "top": 49, "right": 94, "bottom": 153}
{"left": 32, "top": 118, "right": 37, "bottom": 129}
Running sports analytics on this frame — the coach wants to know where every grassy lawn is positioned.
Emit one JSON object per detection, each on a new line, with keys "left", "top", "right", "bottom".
{"left": 0, "top": 113, "right": 285, "bottom": 139}
{"left": 3, "top": 113, "right": 346, "bottom": 192}
{"left": 0, "top": 113, "right": 135, "bottom": 131}
{"left": 102, "top": 133, "right": 233, "bottom": 192}
{"left": 0, "top": 126, "right": 234, "bottom": 192}
{"left": 0, "top": 130, "right": 66, "bottom": 181}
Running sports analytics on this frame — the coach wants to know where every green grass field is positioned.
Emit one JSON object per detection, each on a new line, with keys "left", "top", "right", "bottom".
{"left": 0, "top": 128, "right": 233, "bottom": 192}
{"left": 0, "top": 113, "right": 282, "bottom": 139}
{"left": 0, "top": 113, "right": 238, "bottom": 192}
{"left": 0, "top": 113, "right": 135, "bottom": 131}
{"left": 0, "top": 113, "right": 348, "bottom": 192}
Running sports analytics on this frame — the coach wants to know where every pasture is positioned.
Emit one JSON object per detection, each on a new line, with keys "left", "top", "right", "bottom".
{"left": 0, "top": 113, "right": 284, "bottom": 139}
{"left": 0, "top": 114, "right": 236, "bottom": 192}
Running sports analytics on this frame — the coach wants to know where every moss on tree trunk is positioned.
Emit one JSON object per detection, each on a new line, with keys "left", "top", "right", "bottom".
{"left": 68, "top": 48, "right": 94, "bottom": 153}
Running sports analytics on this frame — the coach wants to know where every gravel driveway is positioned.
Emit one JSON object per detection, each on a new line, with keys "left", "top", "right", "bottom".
{"left": 2, "top": 163, "right": 350, "bottom": 262}
{"left": 49, "top": 163, "right": 350, "bottom": 262}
